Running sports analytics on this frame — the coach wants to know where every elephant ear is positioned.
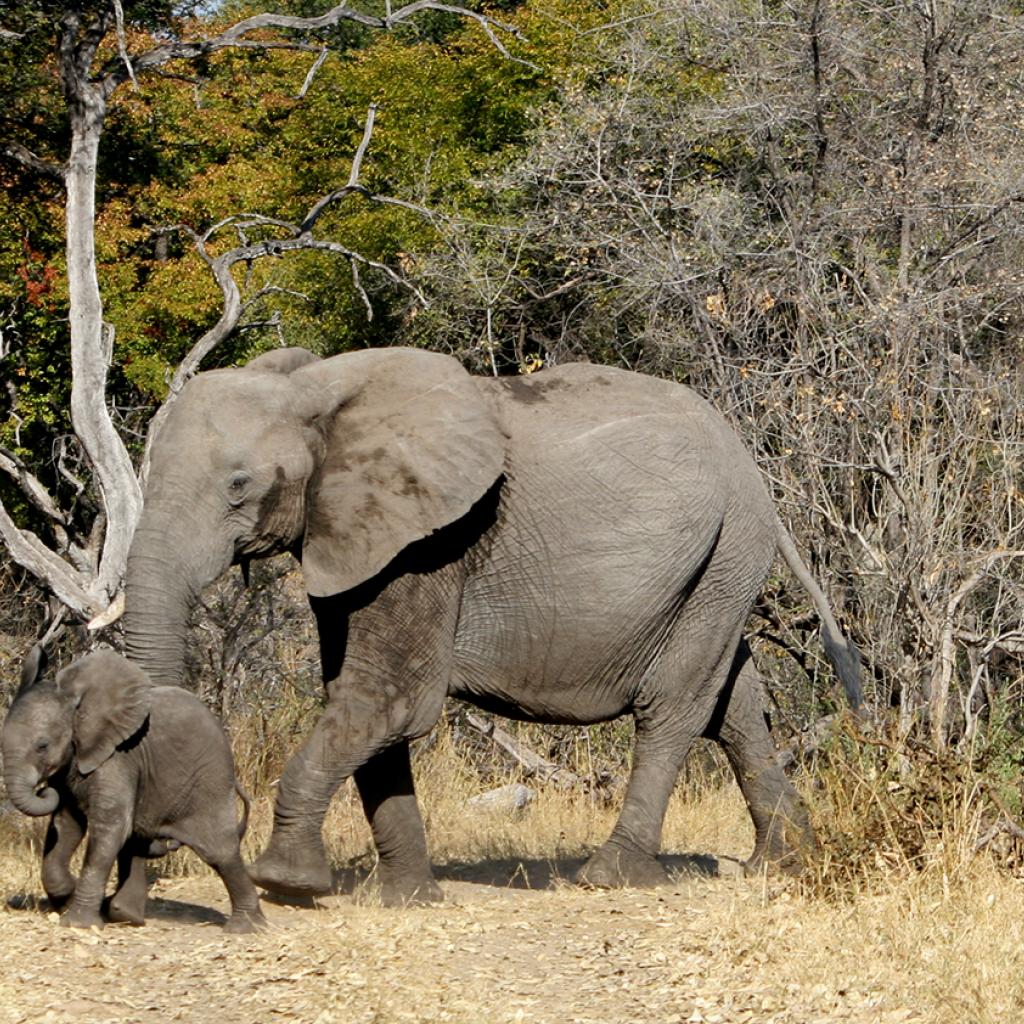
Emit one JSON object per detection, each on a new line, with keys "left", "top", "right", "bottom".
{"left": 291, "top": 347, "right": 507, "bottom": 597}
{"left": 56, "top": 650, "right": 153, "bottom": 775}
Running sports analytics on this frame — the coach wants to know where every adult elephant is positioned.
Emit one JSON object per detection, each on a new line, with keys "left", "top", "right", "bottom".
{"left": 123, "top": 346, "right": 859, "bottom": 902}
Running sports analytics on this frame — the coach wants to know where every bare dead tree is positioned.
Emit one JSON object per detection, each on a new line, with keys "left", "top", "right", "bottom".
{"left": 0, "top": 2, "right": 525, "bottom": 629}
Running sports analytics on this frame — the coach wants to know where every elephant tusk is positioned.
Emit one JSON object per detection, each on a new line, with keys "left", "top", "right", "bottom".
{"left": 87, "top": 592, "right": 125, "bottom": 631}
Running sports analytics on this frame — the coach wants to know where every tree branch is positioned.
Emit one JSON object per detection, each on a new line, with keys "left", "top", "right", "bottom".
{"left": 109, "top": 1, "right": 533, "bottom": 90}
{"left": 464, "top": 712, "right": 583, "bottom": 789}
{"left": 112, "top": 0, "right": 139, "bottom": 91}
{"left": 297, "top": 46, "right": 329, "bottom": 99}
{"left": 0, "top": 447, "right": 71, "bottom": 533}
{"left": 0, "top": 498, "right": 96, "bottom": 618}
{"left": 0, "top": 140, "right": 65, "bottom": 182}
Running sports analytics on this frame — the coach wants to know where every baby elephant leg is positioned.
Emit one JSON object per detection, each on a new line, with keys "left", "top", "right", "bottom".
{"left": 208, "top": 848, "right": 267, "bottom": 934}
{"left": 41, "top": 806, "right": 85, "bottom": 909}
{"left": 61, "top": 815, "right": 131, "bottom": 929}
{"left": 106, "top": 840, "right": 152, "bottom": 926}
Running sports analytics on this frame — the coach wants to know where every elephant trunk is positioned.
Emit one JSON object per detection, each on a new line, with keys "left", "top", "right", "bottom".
{"left": 5, "top": 762, "right": 59, "bottom": 817}
{"left": 123, "top": 514, "right": 225, "bottom": 686}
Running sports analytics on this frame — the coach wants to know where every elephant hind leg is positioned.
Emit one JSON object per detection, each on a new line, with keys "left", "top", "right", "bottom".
{"left": 704, "top": 640, "right": 816, "bottom": 876}
{"left": 574, "top": 714, "right": 687, "bottom": 889}
{"left": 212, "top": 849, "right": 268, "bottom": 934}
{"left": 577, "top": 616, "right": 754, "bottom": 890}
{"left": 187, "top": 821, "right": 267, "bottom": 933}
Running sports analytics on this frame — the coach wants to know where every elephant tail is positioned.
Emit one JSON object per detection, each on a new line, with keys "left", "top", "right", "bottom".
{"left": 235, "top": 778, "right": 252, "bottom": 841}
{"left": 775, "top": 518, "right": 862, "bottom": 710}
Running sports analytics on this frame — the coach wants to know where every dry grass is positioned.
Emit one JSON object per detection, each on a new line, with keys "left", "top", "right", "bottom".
{"left": 2, "top": 717, "right": 1024, "bottom": 1022}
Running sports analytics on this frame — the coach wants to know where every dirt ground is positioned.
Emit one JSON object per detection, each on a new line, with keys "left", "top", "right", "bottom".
{"left": 1, "top": 850, "right": 1011, "bottom": 1024}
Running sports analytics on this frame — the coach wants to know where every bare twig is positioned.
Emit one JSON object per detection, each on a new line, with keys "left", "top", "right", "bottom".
{"left": 297, "top": 46, "right": 329, "bottom": 99}
{"left": 112, "top": 0, "right": 138, "bottom": 90}
{"left": 465, "top": 712, "right": 583, "bottom": 789}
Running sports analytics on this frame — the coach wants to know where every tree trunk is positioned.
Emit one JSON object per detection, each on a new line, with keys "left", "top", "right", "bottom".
{"left": 65, "top": 89, "right": 143, "bottom": 610}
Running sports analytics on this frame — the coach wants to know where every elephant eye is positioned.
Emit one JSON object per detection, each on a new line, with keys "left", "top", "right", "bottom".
{"left": 35, "top": 740, "right": 49, "bottom": 753}
{"left": 227, "top": 472, "right": 251, "bottom": 506}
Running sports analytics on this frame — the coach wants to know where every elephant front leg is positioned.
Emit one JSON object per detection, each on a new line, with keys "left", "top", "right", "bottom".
{"left": 250, "top": 579, "right": 455, "bottom": 899}
{"left": 355, "top": 741, "right": 442, "bottom": 907}
{"left": 41, "top": 805, "right": 85, "bottom": 909}
{"left": 246, "top": 714, "right": 344, "bottom": 897}
{"left": 249, "top": 685, "right": 448, "bottom": 898}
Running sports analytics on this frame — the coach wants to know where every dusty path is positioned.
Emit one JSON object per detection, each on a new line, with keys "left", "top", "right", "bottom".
{"left": 0, "top": 855, "right": 982, "bottom": 1024}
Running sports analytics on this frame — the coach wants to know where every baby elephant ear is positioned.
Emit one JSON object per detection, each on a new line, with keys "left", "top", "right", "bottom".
{"left": 56, "top": 650, "right": 153, "bottom": 775}
{"left": 16, "top": 644, "right": 48, "bottom": 697}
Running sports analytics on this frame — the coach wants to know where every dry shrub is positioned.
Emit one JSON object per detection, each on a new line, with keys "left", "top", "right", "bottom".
{"left": 228, "top": 686, "right": 323, "bottom": 797}
{"left": 153, "top": 717, "right": 751, "bottom": 885}
{"left": 802, "top": 714, "right": 1024, "bottom": 900}
{"left": 0, "top": 810, "right": 45, "bottom": 900}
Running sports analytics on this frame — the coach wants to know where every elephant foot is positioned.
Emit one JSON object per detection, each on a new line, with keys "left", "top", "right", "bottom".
{"left": 575, "top": 843, "right": 669, "bottom": 889}
{"left": 744, "top": 840, "right": 814, "bottom": 878}
{"left": 43, "top": 888, "right": 74, "bottom": 912}
{"left": 248, "top": 844, "right": 332, "bottom": 898}
{"left": 59, "top": 905, "right": 105, "bottom": 929}
{"left": 377, "top": 868, "right": 444, "bottom": 908}
{"left": 744, "top": 818, "right": 817, "bottom": 878}
{"left": 106, "top": 894, "right": 147, "bottom": 926}
{"left": 42, "top": 873, "right": 76, "bottom": 911}
{"left": 224, "top": 908, "right": 269, "bottom": 935}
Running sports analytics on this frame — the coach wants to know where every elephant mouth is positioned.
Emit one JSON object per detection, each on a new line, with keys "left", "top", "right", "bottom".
{"left": 33, "top": 762, "right": 63, "bottom": 789}
{"left": 234, "top": 534, "right": 294, "bottom": 561}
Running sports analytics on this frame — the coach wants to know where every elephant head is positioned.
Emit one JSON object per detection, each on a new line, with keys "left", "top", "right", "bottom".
{"left": 123, "top": 347, "right": 507, "bottom": 684}
{"left": 2, "top": 648, "right": 153, "bottom": 815}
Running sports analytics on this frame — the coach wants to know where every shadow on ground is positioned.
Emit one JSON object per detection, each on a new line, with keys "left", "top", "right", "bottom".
{"left": 6, "top": 890, "right": 229, "bottom": 927}
{"left": 256, "top": 850, "right": 745, "bottom": 906}
{"left": 6, "top": 851, "right": 746, "bottom": 920}
{"left": 435, "top": 852, "right": 741, "bottom": 890}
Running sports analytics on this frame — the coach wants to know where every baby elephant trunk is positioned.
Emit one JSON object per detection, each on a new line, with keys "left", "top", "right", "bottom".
{"left": 4, "top": 762, "right": 59, "bottom": 817}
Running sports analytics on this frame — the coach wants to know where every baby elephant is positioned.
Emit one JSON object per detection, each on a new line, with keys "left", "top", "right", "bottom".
{"left": 2, "top": 647, "right": 266, "bottom": 933}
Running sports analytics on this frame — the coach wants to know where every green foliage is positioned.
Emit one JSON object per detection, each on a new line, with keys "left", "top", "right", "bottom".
{"left": 87, "top": 0, "right": 613, "bottom": 384}
{"left": 2, "top": 0, "right": 619, "bottom": 484}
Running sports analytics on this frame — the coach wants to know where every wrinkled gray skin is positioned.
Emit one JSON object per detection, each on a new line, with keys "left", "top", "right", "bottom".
{"left": 123, "top": 347, "right": 860, "bottom": 903}
{"left": 1, "top": 647, "right": 266, "bottom": 932}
